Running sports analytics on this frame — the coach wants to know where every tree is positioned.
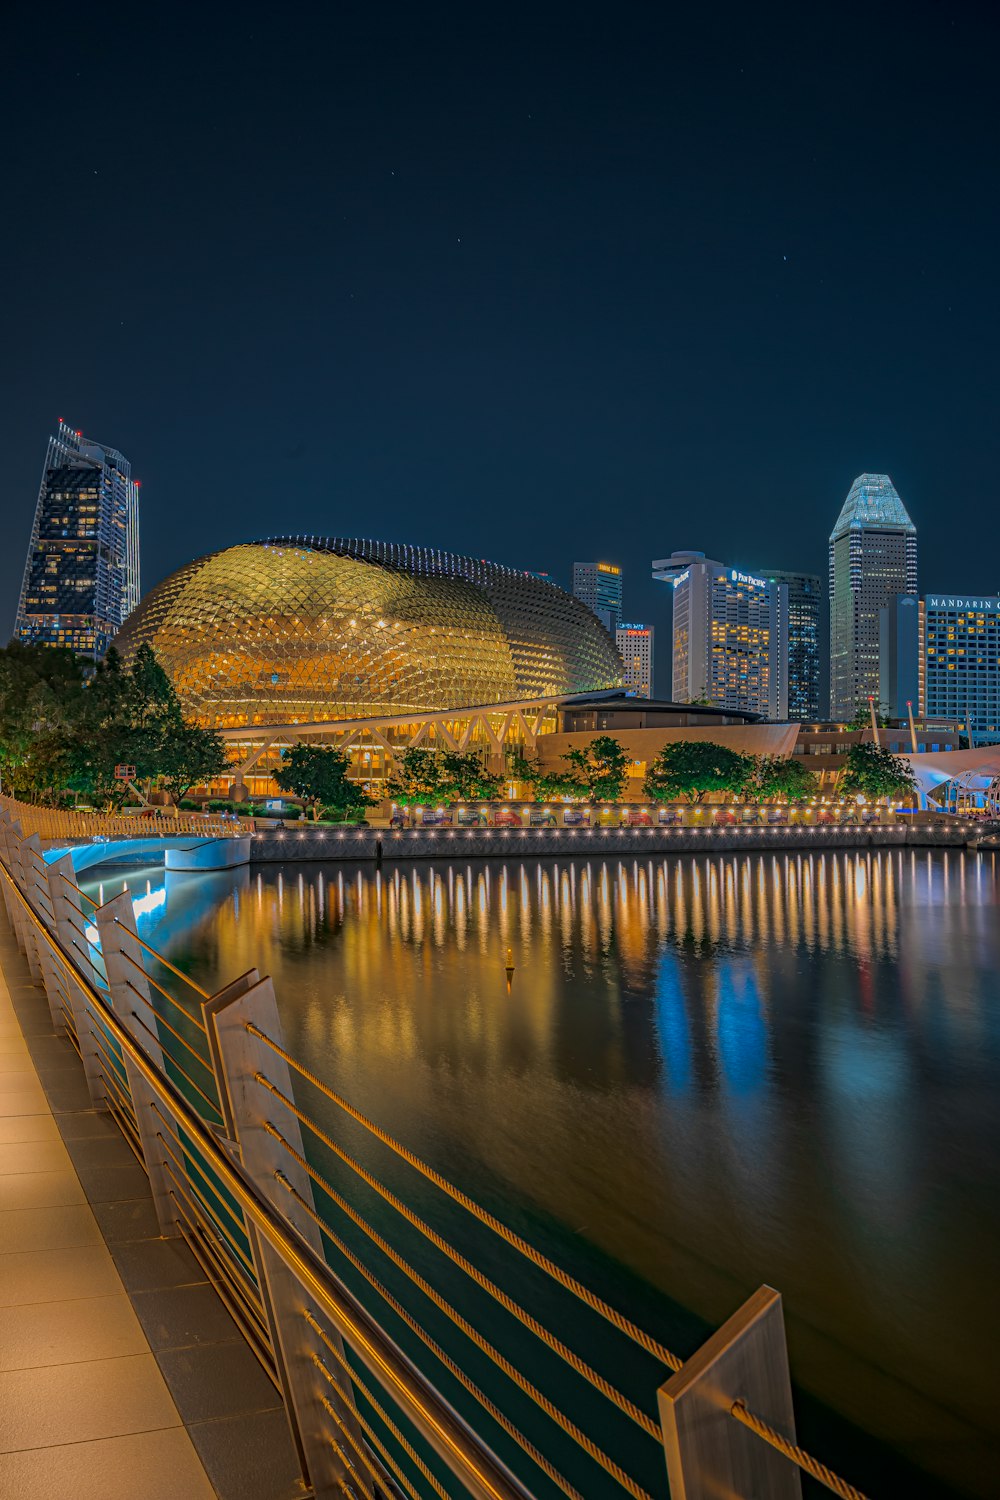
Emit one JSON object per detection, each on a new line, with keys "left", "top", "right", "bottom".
{"left": 561, "top": 736, "right": 631, "bottom": 802}
{"left": 644, "top": 741, "right": 751, "bottom": 803}
{"left": 274, "top": 744, "right": 370, "bottom": 820}
{"left": 436, "top": 750, "right": 503, "bottom": 802}
{"left": 846, "top": 699, "right": 890, "bottom": 730}
{"left": 507, "top": 749, "right": 580, "bottom": 801}
{"left": 740, "top": 755, "right": 819, "bottom": 803}
{"left": 838, "top": 742, "right": 917, "bottom": 801}
{"left": 385, "top": 747, "right": 444, "bottom": 807}
{"left": 158, "top": 723, "right": 229, "bottom": 807}
{"left": 0, "top": 642, "right": 87, "bottom": 801}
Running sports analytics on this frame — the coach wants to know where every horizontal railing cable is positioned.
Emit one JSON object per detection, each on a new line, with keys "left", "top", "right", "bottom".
{"left": 115, "top": 945, "right": 210, "bottom": 1025}
{"left": 305, "top": 1309, "right": 518, "bottom": 1500}
{"left": 275, "top": 1162, "right": 603, "bottom": 1500}
{"left": 730, "top": 1402, "right": 871, "bottom": 1500}
{"left": 257, "top": 1082, "right": 661, "bottom": 1443}
{"left": 0, "top": 871, "right": 536, "bottom": 1500}
{"left": 247, "top": 1024, "right": 682, "bottom": 1375}
{"left": 112, "top": 919, "right": 213, "bottom": 999}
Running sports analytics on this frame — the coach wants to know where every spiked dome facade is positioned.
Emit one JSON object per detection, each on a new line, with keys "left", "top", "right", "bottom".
{"left": 114, "top": 537, "right": 623, "bottom": 728}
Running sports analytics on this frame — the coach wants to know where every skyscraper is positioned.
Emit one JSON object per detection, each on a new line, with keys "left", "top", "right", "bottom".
{"left": 572, "top": 561, "right": 622, "bottom": 631}
{"left": 16, "top": 421, "right": 140, "bottom": 658}
{"left": 762, "top": 569, "right": 822, "bottom": 720}
{"left": 652, "top": 551, "right": 788, "bottom": 719}
{"left": 615, "top": 622, "right": 654, "bottom": 697}
{"left": 828, "top": 473, "right": 916, "bottom": 720}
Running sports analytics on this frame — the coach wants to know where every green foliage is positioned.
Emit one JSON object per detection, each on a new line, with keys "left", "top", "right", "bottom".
{"left": 157, "top": 722, "right": 228, "bottom": 805}
{"left": 507, "top": 750, "right": 577, "bottom": 800}
{"left": 560, "top": 735, "right": 631, "bottom": 803}
{"left": 0, "top": 640, "right": 236, "bottom": 810}
{"left": 740, "top": 755, "right": 819, "bottom": 803}
{"left": 436, "top": 750, "right": 503, "bottom": 803}
{"left": 385, "top": 747, "right": 444, "bottom": 806}
{"left": 510, "top": 737, "right": 630, "bottom": 803}
{"left": 845, "top": 699, "right": 890, "bottom": 729}
{"left": 838, "top": 742, "right": 917, "bottom": 801}
{"left": 274, "top": 744, "right": 371, "bottom": 820}
{"left": 644, "top": 740, "right": 751, "bottom": 803}
{"left": 0, "top": 642, "right": 87, "bottom": 800}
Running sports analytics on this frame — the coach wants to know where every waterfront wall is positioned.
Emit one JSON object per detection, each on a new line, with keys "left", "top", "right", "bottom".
{"left": 248, "top": 820, "right": 993, "bottom": 863}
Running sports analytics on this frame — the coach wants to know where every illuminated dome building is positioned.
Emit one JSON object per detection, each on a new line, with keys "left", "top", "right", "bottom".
{"left": 115, "top": 536, "right": 622, "bottom": 728}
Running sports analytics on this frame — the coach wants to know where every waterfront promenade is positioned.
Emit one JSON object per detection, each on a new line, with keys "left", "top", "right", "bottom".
{"left": 0, "top": 915, "right": 300, "bottom": 1499}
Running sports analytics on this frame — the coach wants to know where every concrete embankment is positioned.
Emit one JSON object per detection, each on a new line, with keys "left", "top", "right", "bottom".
{"left": 248, "top": 821, "right": 994, "bottom": 863}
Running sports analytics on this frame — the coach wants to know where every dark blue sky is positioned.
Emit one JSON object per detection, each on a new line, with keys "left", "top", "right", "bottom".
{"left": 3, "top": 2, "right": 998, "bottom": 691}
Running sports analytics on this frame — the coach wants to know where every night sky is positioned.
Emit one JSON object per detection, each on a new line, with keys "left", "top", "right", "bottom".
{"left": 4, "top": 3, "right": 998, "bottom": 693}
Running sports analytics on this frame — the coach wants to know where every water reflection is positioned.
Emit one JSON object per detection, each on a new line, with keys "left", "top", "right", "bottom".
{"left": 116, "top": 849, "right": 1000, "bottom": 1497}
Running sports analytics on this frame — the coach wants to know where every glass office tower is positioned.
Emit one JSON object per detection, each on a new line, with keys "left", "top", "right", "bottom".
{"left": 572, "top": 561, "right": 623, "bottom": 631}
{"left": 16, "top": 421, "right": 140, "bottom": 658}
{"left": 763, "top": 569, "right": 822, "bottom": 720}
{"left": 828, "top": 473, "right": 916, "bottom": 719}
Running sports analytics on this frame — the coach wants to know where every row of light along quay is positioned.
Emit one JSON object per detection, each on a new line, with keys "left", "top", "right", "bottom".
{"left": 4, "top": 11, "right": 1000, "bottom": 1499}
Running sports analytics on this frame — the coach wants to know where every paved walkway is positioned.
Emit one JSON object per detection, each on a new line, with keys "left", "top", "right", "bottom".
{"left": 0, "top": 915, "right": 302, "bottom": 1499}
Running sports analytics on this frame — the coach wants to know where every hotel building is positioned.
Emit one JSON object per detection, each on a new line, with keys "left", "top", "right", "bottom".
{"left": 881, "top": 592, "right": 1000, "bottom": 743}
{"left": 616, "top": 622, "right": 654, "bottom": 697}
{"left": 652, "top": 551, "right": 788, "bottom": 719}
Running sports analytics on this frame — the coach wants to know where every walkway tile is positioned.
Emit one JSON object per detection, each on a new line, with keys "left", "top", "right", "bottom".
{"left": 0, "top": 1114, "right": 60, "bottom": 1145}
{"left": 0, "top": 1427, "right": 216, "bottom": 1500}
{"left": 0, "top": 1167, "right": 86, "bottom": 1211}
{"left": 0, "top": 1243, "right": 122, "bottom": 1306}
{"left": 0, "top": 1351, "right": 180, "bottom": 1450}
{"left": 0, "top": 1290, "right": 147, "bottom": 1372}
{"left": 0, "top": 1138, "right": 71, "bottom": 1175}
{"left": 0, "top": 1202, "right": 104, "bottom": 1254}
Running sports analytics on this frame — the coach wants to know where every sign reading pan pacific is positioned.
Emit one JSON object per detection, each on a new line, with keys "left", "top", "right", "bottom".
{"left": 926, "top": 596, "right": 1000, "bottom": 612}
{"left": 730, "top": 569, "right": 768, "bottom": 590}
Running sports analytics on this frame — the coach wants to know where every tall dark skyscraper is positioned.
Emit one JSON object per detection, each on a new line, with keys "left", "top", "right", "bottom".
{"left": 828, "top": 473, "right": 917, "bottom": 720}
{"left": 16, "top": 421, "right": 140, "bottom": 658}
{"left": 763, "top": 568, "right": 822, "bottom": 720}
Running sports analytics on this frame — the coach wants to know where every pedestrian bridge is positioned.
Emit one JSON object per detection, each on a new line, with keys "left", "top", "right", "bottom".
{"left": 41, "top": 836, "right": 252, "bottom": 874}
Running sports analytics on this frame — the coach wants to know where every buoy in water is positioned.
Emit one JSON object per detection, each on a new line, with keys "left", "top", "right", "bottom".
{"left": 505, "top": 945, "right": 515, "bottom": 990}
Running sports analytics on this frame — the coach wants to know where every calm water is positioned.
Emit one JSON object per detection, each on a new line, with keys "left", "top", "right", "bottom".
{"left": 90, "top": 849, "right": 1000, "bottom": 1498}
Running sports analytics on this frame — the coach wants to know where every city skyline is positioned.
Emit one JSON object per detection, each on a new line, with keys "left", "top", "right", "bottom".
{"left": 3, "top": 4, "right": 997, "bottom": 681}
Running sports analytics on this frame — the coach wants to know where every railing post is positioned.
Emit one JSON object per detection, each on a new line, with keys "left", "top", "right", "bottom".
{"left": 95, "top": 892, "right": 179, "bottom": 1237}
{"left": 205, "top": 974, "right": 362, "bottom": 1500}
{"left": 658, "top": 1285, "right": 802, "bottom": 1499}
{"left": 20, "top": 839, "right": 67, "bottom": 1033}
{"left": 1, "top": 818, "right": 39, "bottom": 972}
{"left": 48, "top": 853, "right": 108, "bottom": 1110}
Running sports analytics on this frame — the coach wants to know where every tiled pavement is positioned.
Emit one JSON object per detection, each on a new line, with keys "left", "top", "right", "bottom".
{"left": 0, "top": 916, "right": 304, "bottom": 1500}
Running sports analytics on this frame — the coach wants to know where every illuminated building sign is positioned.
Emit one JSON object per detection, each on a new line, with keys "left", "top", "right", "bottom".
{"left": 618, "top": 622, "right": 649, "bottom": 633}
{"left": 597, "top": 563, "right": 621, "bottom": 575}
{"left": 671, "top": 570, "right": 689, "bottom": 589}
{"left": 730, "top": 569, "right": 767, "bottom": 590}
{"left": 926, "top": 596, "right": 1000, "bottom": 611}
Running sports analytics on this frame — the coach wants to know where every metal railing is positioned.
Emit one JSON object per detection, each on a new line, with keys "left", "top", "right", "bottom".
{"left": 0, "top": 793, "right": 254, "bottom": 841}
{"left": 0, "top": 804, "right": 874, "bottom": 1500}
